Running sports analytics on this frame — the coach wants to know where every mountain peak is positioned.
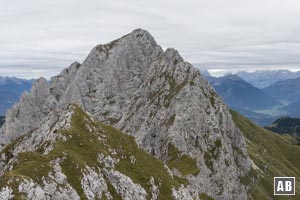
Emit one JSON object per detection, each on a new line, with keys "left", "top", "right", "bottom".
{"left": 222, "top": 74, "right": 243, "bottom": 81}
{"left": 131, "top": 28, "right": 154, "bottom": 38}
{"left": 199, "top": 69, "right": 211, "bottom": 77}
{"left": 33, "top": 77, "right": 48, "bottom": 88}
{"left": 0, "top": 29, "right": 252, "bottom": 199}
{"left": 129, "top": 28, "right": 157, "bottom": 45}
{"left": 236, "top": 69, "right": 300, "bottom": 88}
{"left": 90, "top": 28, "right": 158, "bottom": 56}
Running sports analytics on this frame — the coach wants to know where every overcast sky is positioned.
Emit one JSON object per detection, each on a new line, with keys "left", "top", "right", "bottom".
{"left": 1, "top": 0, "right": 300, "bottom": 78}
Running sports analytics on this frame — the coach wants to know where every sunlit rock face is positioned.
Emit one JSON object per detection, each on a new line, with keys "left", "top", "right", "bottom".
{"left": 0, "top": 29, "right": 252, "bottom": 199}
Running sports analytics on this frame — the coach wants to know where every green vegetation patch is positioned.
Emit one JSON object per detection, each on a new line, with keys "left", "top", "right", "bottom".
{"left": 14, "top": 152, "right": 52, "bottom": 184}
{"left": 0, "top": 151, "right": 53, "bottom": 199}
{"left": 0, "top": 105, "right": 187, "bottom": 200}
{"left": 199, "top": 193, "right": 215, "bottom": 200}
{"left": 106, "top": 180, "right": 122, "bottom": 200}
{"left": 209, "top": 91, "right": 217, "bottom": 108}
{"left": 230, "top": 110, "right": 300, "bottom": 200}
{"left": 59, "top": 106, "right": 185, "bottom": 199}
{"left": 204, "top": 151, "right": 214, "bottom": 171}
{"left": 239, "top": 168, "right": 257, "bottom": 187}
{"left": 167, "top": 143, "right": 200, "bottom": 176}
{"left": 106, "top": 124, "right": 180, "bottom": 199}
{"left": 203, "top": 139, "right": 223, "bottom": 172}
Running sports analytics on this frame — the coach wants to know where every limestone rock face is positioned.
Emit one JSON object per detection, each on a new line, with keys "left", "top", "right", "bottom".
{"left": 0, "top": 77, "right": 57, "bottom": 147}
{"left": 0, "top": 105, "right": 192, "bottom": 200}
{"left": 0, "top": 29, "right": 252, "bottom": 199}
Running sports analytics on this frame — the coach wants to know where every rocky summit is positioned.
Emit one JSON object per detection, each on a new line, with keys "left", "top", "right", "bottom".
{"left": 0, "top": 29, "right": 253, "bottom": 199}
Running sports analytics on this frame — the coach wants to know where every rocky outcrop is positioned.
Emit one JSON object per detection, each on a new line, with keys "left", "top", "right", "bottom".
{"left": 0, "top": 77, "right": 57, "bottom": 147}
{"left": 0, "top": 105, "right": 192, "bottom": 199}
{"left": 0, "top": 29, "right": 252, "bottom": 199}
{"left": 81, "top": 166, "right": 109, "bottom": 200}
{"left": 0, "top": 187, "right": 13, "bottom": 200}
{"left": 103, "top": 169, "right": 147, "bottom": 200}
{"left": 18, "top": 161, "right": 81, "bottom": 200}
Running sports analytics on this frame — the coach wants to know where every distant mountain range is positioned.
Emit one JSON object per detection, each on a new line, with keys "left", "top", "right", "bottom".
{"left": 0, "top": 77, "right": 33, "bottom": 115}
{"left": 263, "top": 77, "right": 300, "bottom": 104}
{"left": 206, "top": 74, "right": 281, "bottom": 110}
{"left": 236, "top": 69, "right": 300, "bottom": 89}
{"left": 232, "top": 108, "right": 278, "bottom": 126}
{"left": 284, "top": 100, "right": 300, "bottom": 118}
{"left": 200, "top": 69, "right": 300, "bottom": 126}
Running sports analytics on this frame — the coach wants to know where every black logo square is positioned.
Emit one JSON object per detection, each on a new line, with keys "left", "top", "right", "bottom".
{"left": 274, "top": 177, "right": 295, "bottom": 195}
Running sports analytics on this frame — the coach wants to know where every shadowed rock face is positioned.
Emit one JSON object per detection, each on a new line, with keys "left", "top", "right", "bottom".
{"left": 0, "top": 117, "right": 4, "bottom": 127}
{"left": 0, "top": 29, "right": 252, "bottom": 199}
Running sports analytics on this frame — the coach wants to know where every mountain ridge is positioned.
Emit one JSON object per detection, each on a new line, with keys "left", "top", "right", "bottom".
{"left": 0, "top": 29, "right": 252, "bottom": 199}
{"left": 230, "top": 110, "right": 300, "bottom": 199}
{"left": 0, "top": 104, "right": 197, "bottom": 199}
{"left": 263, "top": 77, "right": 300, "bottom": 104}
{"left": 236, "top": 69, "right": 300, "bottom": 89}
{"left": 206, "top": 74, "right": 281, "bottom": 110}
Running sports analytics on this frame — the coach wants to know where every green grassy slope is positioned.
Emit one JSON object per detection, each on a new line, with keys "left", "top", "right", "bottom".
{"left": 0, "top": 106, "right": 202, "bottom": 199}
{"left": 230, "top": 110, "right": 300, "bottom": 200}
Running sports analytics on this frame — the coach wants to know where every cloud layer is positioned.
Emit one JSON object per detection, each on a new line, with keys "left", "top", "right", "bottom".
{"left": 1, "top": 0, "right": 300, "bottom": 78}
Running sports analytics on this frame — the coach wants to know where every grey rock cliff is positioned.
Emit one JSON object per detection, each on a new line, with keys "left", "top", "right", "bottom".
{"left": 0, "top": 77, "right": 57, "bottom": 148}
{"left": 0, "top": 105, "right": 193, "bottom": 200}
{"left": 0, "top": 29, "right": 252, "bottom": 199}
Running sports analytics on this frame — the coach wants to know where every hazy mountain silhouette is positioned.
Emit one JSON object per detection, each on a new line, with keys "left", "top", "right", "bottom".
{"left": 207, "top": 74, "right": 281, "bottom": 110}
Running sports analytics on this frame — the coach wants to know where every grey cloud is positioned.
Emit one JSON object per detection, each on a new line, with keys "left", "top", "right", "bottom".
{"left": 0, "top": 0, "right": 300, "bottom": 78}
